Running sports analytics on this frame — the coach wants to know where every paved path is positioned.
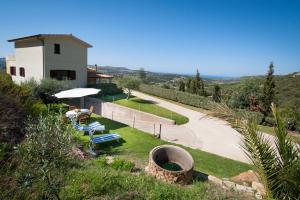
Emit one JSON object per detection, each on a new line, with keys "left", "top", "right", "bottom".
{"left": 132, "top": 91, "right": 251, "bottom": 163}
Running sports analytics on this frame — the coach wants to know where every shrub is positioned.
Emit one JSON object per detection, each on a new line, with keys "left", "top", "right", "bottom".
{"left": 235, "top": 109, "right": 264, "bottom": 124}
{"left": 88, "top": 83, "right": 123, "bottom": 96}
{"left": 33, "top": 78, "right": 71, "bottom": 105}
{"left": 117, "top": 76, "right": 141, "bottom": 99}
{"left": 139, "top": 84, "right": 215, "bottom": 110}
{"left": 0, "top": 73, "right": 38, "bottom": 144}
{"left": 18, "top": 111, "right": 75, "bottom": 199}
{"left": 96, "top": 156, "right": 108, "bottom": 168}
{"left": 0, "top": 93, "right": 27, "bottom": 144}
{"left": 279, "top": 106, "right": 300, "bottom": 131}
{"left": 111, "top": 157, "right": 135, "bottom": 172}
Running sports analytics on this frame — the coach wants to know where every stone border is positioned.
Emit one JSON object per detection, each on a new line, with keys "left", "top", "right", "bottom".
{"left": 208, "top": 175, "right": 265, "bottom": 199}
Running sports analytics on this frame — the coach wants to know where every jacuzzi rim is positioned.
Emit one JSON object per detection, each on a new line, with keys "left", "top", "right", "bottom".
{"left": 149, "top": 145, "right": 194, "bottom": 173}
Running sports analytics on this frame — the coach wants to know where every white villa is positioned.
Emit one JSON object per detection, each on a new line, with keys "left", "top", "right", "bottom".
{"left": 6, "top": 34, "right": 92, "bottom": 87}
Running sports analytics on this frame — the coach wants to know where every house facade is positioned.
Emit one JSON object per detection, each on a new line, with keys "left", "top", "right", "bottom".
{"left": 6, "top": 34, "right": 92, "bottom": 87}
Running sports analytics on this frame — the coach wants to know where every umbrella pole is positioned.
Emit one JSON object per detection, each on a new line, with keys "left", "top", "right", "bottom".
{"left": 80, "top": 97, "right": 85, "bottom": 108}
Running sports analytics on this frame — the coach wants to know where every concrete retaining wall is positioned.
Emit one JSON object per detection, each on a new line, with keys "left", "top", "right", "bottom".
{"left": 85, "top": 97, "right": 175, "bottom": 135}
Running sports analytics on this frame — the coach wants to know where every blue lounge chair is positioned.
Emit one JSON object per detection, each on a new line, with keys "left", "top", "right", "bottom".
{"left": 73, "top": 123, "right": 91, "bottom": 132}
{"left": 89, "top": 132, "right": 121, "bottom": 156}
{"left": 73, "top": 121, "right": 105, "bottom": 133}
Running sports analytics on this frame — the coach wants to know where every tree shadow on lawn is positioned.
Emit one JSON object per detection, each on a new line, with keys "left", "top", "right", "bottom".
{"left": 130, "top": 98, "right": 158, "bottom": 105}
{"left": 88, "top": 115, "right": 128, "bottom": 132}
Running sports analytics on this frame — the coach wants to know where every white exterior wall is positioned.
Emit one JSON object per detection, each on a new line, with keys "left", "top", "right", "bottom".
{"left": 12, "top": 40, "right": 44, "bottom": 84}
{"left": 44, "top": 37, "right": 87, "bottom": 87}
{"left": 5, "top": 55, "right": 16, "bottom": 74}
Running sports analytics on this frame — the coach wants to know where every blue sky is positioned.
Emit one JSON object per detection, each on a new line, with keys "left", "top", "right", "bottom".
{"left": 0, "top": 0, "right": 299, "bottom": 76}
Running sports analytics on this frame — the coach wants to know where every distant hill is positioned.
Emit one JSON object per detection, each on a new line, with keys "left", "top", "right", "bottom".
{"left": 88, "top": 65, "right": 238, "bottom": 83}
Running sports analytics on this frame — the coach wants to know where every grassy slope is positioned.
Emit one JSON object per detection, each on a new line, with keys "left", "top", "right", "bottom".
{"left": 75, "top": 114, "right": 251, "bottom": 178}
{"left": 62, "top": 161, "right": 253, "bottom": 200}
{"left": 101, "top": 94, "right": 189, "bottom": 125}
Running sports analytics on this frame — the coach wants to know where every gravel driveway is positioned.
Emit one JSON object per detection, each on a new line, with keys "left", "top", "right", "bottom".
{"left": 132, "top": 91, "right": 251, "bottom": 163}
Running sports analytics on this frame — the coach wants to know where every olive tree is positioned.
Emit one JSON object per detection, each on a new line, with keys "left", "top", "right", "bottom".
{"left": 117, "top": 76, "right": 141, "bottom": 99}
{"left": 18, "top": 112, "right": 75, "bottom": 199}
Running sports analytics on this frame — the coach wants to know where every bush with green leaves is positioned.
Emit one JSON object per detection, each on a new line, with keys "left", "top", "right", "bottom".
{"left": 88, "top": 83, "right": 123, "bottom": 96}
{"left": 0, "top": 72, "right": 40, "bottom": 144}
{"left": 117, "top": 76, "right": 141, "bottom": 99}
{"left": 279, "top": 106, "right": 300, "bottom": 131}
{"left": 226, "top": 77, "right": 262, "bottom": 110}
{"left": 110, "top": 157, "right": 135, "bottom": 172}
{"left": 18, "top": 111, "right": 76, "bottom": 200}
{"left": 33, "top": 78, "right": 71, "bottom": 105}
{"left": 139, "top": 84, "right": 215, "bottom": 110}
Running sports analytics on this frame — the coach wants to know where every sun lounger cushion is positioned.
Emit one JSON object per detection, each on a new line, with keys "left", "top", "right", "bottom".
{"left": 74, "top": 123, "right": 90, "bottom": 132}
{"left": 88, "top": 121, "right": 105, "bottom": 131}
{"left": 90, "top": 133, "right": 121, "bottom": 144}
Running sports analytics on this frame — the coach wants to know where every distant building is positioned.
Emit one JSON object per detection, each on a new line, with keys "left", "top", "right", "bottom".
{"left": 6, "top": 34, "right": 92, "bottom": 87}
{"left": 87, "top": 66, "right": 114, "bottom": 85}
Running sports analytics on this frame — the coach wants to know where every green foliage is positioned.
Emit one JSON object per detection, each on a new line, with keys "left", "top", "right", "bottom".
{"left": 95, "top": 156, "right": 109, "bottom": 168}
{"left": 33, "top": 78, "right": 71, "bottom": 105}
{"left": 278, "top": 106, "right": 300, "bottom": 131}
{"left": 117, "top": 76, "right": 141, "bottom": 99}
{"left": 212, "top": 84, "right": 221, "bottom": 102}
{"left": 139, "top": 84, "right": 215, "bottom": 110}
{"left": 241, "top": 105, "right": 300, "bottom": 199}
{"left": 88, "top": 83, "right": 123, "bottom": 96}
{"left": 0, "top": 72, "right": 39, "bottom": 144}
{"left": 61, "top": 164, "right": 236, "bottom": 200}
{"left": 18, "top": 112, "right": 75, "bottom": 199}
{"left": 261, "top": 63, "right": 276, "bottom": 115}
{"left": 185, "top": 70, "right": 206, "bottom": 96}
{"left": 138, "top": 67, "right": 147, "bottom": 82}
{"left": 178, "top": 79, "right": 185, "bottom": 91}
{"left": 186, "top": 77, "right": 193, "bottom": 93}
{"left": 195, "top": 69, "right": 206, "bottom": 96}
{"left": 111, "top": 157, "right": 135, "bottom": 171}
{"left": 226, "top": 77, "right": 262, "bottom": 110}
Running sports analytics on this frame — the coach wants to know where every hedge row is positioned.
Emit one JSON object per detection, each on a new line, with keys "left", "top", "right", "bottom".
{"left": 87, "top": 83, "right": 123, "bottom": 96}
{"left": 139, "top": 84, "right": 214, "bottom": 110}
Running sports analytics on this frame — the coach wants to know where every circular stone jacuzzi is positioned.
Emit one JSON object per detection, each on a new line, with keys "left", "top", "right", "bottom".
{"left": 146, "top": 145, "right": 194, "bottom": 184}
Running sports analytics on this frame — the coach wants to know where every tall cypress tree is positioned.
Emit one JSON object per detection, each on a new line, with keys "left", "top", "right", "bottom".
{"left": 138, "top": 67, "right": 147, "bottom": 82}
{"left": 212, "top": 84, "right": 221, "bottom": 102}
{"left": 179, "top": 80, "right": 185, "bottom": 92}
{"left": 186, "top": 78, "right": 192, "bottom": 93}
{"left": 261, "top": 63, "right": 276, "bottom": 115}
{"left": 195, "top": 69, "right": 205, "bottom": 96}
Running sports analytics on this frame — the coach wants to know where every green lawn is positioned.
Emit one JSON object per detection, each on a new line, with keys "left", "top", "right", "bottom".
{"left": 100, "top": 94, "right": 189, "bottom": 125}
{"left": 74, "top": 114, "right": 251, "bottom": 178}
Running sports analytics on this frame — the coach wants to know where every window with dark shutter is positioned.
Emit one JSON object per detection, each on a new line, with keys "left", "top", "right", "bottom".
{"left": 54, "top": 44, "right": 61, "bottom": 54}
{"left": 50, "top": 70, "right": 76, "bottom": 80}
{"left": 20, "top": 67, "right": 25, "bottom": 77}
{"left": 69, "top": 70, "right": 76, "bottom": 80}
{"left": 10, "top": 66, "right": 16, "bottom": 76}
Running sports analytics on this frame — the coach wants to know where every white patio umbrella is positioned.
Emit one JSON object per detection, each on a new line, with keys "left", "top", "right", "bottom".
{"left": 54, "top": 88, "right": 100, "bottom": 108}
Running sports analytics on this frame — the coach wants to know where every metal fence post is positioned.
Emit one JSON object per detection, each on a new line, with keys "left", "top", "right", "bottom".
{"left": 159, "top": 123, "right": 162, "bottom": 139}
